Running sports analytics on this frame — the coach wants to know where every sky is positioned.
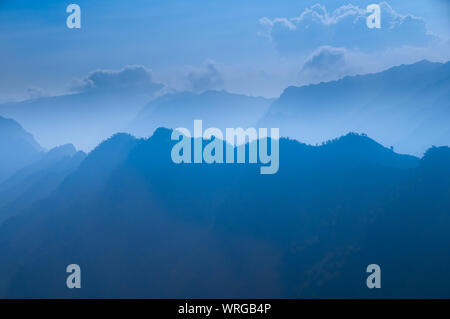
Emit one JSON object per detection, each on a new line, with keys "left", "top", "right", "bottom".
{"left": 0, "top": 0, "right": 449, "bottom": 102}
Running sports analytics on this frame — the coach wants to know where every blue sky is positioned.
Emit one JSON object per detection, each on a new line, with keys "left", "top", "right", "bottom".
{"left": 0, "top": 0, "right": 449, "bottom": 101}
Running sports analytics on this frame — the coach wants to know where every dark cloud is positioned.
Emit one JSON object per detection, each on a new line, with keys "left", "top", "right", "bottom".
{"left": 73, "top": 65, "right": 163, "bottom": 94}
{"left": 186, "top": 61, "right": 224, "bottom": 92}
{"left": 300, "top": 46, "right": 357, "bottom": 83}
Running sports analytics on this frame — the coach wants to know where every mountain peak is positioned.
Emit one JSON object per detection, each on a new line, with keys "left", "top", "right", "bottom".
{"left": 322, "top": 132, "right": 385, "bottom": 152}
{"left": 0, "top": 116, "right": 43, "bottom": 152}
{"left": 422, "top": 146, "right": 450, "bottom": 168}
{"left": 151, "top": 127, "right": 173, "bottom": 140}
{"left": 93, "top": 133, "right": 138, "bottom": 152}
{"left": 46, "top": 144, "right": 77, "bottom": 158}
{"left": 0, "top": 116, "right": 44, "bottom": 182}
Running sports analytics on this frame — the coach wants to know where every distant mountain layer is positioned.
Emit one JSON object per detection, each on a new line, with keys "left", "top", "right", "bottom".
{"left": 0, "top": 91, "right": 151, "bottom": 151}
{"left": 0, "top": 117, "right": 86, "bottom": 224}
{"left": 0, "top": 128, "right": 448, "bottom": 298}
{"left": 0, "top": 116, "right": 44, "bottom": 182}
{"left": 0, "top": 90, "right": 272, "bottom": 152}
{"left": 0, "top": 143, "right": 86, "bottom": 224}
{"left": 2, "top": 60, "right": 448, "bottom": 156}
{"left": 129, "top": 90, "right": 273, "bottom": 138}
{"left": 259, "top": 60, "right": 450, "bottom": 155}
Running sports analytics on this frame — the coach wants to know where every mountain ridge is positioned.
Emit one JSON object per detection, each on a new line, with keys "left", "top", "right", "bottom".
{"left": 259, "top": 59, "right": 450, "bottom": 155}
{"left": 0, "top": 116, "right": 45, "bottom": 183}
{"left": 2, "top": 127, "right": 446, "bottom": 298}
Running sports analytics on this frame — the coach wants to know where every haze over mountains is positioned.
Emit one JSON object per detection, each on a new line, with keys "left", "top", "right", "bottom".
{"left": 0, "top": 117, "right": 86, "bottom": 224}
{"left": 130, "top": 90, "right": 273, "bottom": 138}
{"left": 1, "top": 60, "right": 448, "bottom": 155}
{"left": 2, "top": 0, "right": 449, "bottom": 300}
{"left": 260, "top": 60, "right": 450, "bottom": 155}
{"left": 0, "top": 143, "right": 86, "bottom": 225}
{"left": 0, "top": 91, "right": 150, "bottom": 151}
{"left": 0, "top": 59, "right": 449, "bottom": 298}
{"left": 0, "top": 116, "right": 44, "bottom": 183}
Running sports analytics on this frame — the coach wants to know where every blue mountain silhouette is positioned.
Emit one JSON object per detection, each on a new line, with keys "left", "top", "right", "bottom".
{"left": 0, "top": 128, "right": 448, "bottom": 298}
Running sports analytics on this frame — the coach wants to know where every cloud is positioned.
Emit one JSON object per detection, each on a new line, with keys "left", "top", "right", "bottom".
{"left": 260, "top": 2, "right": 439, "bottom": 55}
{"left": 73, "top": 65, "right": 164, "bottom": 94}
{"left": 300, "top": 46, "right": 359, "bottom": 83}
{"left": 26, "top": 87, "right": 47, "bottom": 100}
{"left": 185, "top": 60, "right": 224, "bottom": 92}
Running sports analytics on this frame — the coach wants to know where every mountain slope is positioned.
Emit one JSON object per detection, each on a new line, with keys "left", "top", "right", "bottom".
{"left": 0, "top": 116, "right": 44, "bottom": 182}
{"left": 2, "top": 129, "right": 449, "bottom": 298}
{"left": 259, "top": 60, "right": 450, "bottom": 155}
{"left": 0, "top": 144, "right": 86, "bottom": 224}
